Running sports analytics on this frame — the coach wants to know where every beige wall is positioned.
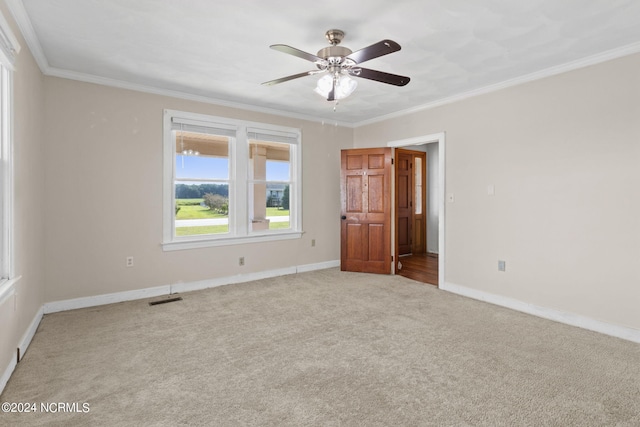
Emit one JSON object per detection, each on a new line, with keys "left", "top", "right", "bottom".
{"left": 2, "top": 4, "right": 639, "bottom": 388}
{"left": 43, "top": 78, "right": 352, "bottom": 301}
{"left": 0, "top": 2, "right": 46, "bottom": 381}
{"left": 355, "top": 53, "right": 640, "bottom": 330}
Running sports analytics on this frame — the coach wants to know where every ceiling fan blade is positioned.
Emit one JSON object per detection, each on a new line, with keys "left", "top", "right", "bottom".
{"left": 270, "top": 44, "right": 323, "bottom": 63}
{"left": 349, "top": 67, "right": 410, "bottom": 86}
{"left": 346, "top": 39, "right": 401, "bottom": 64}
{"left": 262, "top": 71, "right": 318, "bottom": 86}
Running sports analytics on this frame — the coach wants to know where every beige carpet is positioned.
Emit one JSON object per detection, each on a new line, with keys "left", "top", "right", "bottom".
{"left": 1, "top": 268, "right": 639, "bottom": 426}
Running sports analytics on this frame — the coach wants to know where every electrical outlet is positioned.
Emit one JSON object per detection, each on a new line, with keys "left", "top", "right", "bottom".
{"left": 498, "top": 260, "right": 506, "bottom": 272}
{"left": 239, "top": 257, "right": 245, "bottom": 266}
{"left": 311, "top": 239, "right": 316, "bottom": 247}
{"left": 126, "top": 256, "right": 134, "bottom": 267}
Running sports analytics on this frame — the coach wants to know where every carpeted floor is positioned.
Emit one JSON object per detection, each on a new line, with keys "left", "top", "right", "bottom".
{"left": 1, "top": 268, "right": 639, "bottom": 426}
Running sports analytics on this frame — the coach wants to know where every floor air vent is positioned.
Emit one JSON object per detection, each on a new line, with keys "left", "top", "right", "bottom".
{"left": 148, "top": 296, "right": 183, "bottom": 306}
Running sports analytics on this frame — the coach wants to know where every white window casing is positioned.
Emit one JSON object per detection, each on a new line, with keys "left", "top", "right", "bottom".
{"left": 162, "top": 109, "right": 302, "bottom": 251}
{"left": 0, "top": 8, "right": 19, "bottom": 292}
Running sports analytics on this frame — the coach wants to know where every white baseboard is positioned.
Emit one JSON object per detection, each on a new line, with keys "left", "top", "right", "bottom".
{"left": 44, "top": 285, "right": 171, "bottom": 314}
{"left": 440, "top": 281, "right": 640, "bottom": 344}
{"left": 296, "top": 259, "right": 340, "bottom": 273}
{"left": 18, "top": 306, "right": 43, "bottom": 361}
{"left": 1, "top": 302, "right": 43, "bottom": 394}
{"left": 170, "top": 266, "right": 298, "bottom": 294}
{"left": 0, "top": 352, "right": 16, "bottom": 396}
{"left": 44, "top": 260, "right": 341, "bottom": 314}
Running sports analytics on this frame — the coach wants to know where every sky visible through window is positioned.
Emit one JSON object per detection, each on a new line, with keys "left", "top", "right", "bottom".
{"left": 176, "top": 155, "right": 290, "bottom": 182}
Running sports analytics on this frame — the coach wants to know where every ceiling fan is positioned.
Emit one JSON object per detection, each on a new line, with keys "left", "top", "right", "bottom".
{"left": 262, "top": 29, "right": 410, "bottom": 102}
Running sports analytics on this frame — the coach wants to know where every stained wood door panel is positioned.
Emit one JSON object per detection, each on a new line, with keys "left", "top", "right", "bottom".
{"left": 398, "top": 175, "right": 409, "bottom": 208}
{"left": 398, "top": 217, "right": 410, "bottom": 246}
{"left": 368, "top": 224, "right": 385, "bottom": 261}
{"left": 346, "top": 176, "right": 363, "bottom": 212}
{"left": 414, "top": 218, "right": 424, "bottom": 250}
{"left": 368, "top": 175, "right": 385, "bottom": 212}
{"left": 368, "top": 154, "right": 385, "bottom": 169}
{"left": 396, "top": 150, "right": 413, "bottom": 256}
{"left": 346, "top": 155, "right": 363, "bottom": 170}
{"left": 340, "top": 148, "right": 391, "bottom": 274}
{"left": 346, "top": 224, "right": 363, "bottom": 259}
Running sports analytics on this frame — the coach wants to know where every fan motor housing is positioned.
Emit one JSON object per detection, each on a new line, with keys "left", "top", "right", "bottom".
{"left": 317, "top": 46, "right": 353, "bottom": 61}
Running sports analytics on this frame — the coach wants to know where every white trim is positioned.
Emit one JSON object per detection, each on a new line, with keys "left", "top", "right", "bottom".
{"left": 0, "top": 274, "right": 20, "bottom": 306}
{"left": 387, "top": 132, "right": 446, "bottom": 288}
{"left": 7, "top": 0, "right": 349, "bottom": 126}
{"left": 296, "top": 259, "right": 340, "bottom": 273}
{"left": 0, "top": 66, "right": 15, "bottom": 280}
{"left": 171, "top": 266, "right": 298, "bottom": 294}
{"left": 0, "top": 6, "right": 21, "bottom": 69}
{"left": 18, "top": 305, "right": 43, "bottom": 361}
{"left": 0, "top": 301, "right": 42, "bottom": 394}
{"left": 162, "top": 231, "right": 303, "bottom": 251}
{"left": 0, "top": 350, "right": 16, "bottom": 395}
{"left": 51, "top": 63, "right": 357, "bottom": 127}
{"left": 7, "top": 0, "right": 640, "bottom": 129}
{"left": 44, "top": 285, "right": 171, "bottom": 314}
{"left": 440, "top": 281, "right": 640, "bottom": 344}
{"left": 163, "top": 109, "right": 303, "bottom": 250}
{"left": 6, "top": 0, "right": 48, "bottom": 71}
{"left": 22, "top": 41, "right": 640, "bottom": 131}
{"left": 0, "top": 9, "right": 20, "bottom": 54}
{"left": 43, "top": 260, "right": 340, "bottom": 314}
{"left": 353, "top": 41, "right": 640, "bottom": 127}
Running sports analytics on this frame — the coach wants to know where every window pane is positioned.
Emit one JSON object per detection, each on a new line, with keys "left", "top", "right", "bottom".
{"left": 249, "top": 140, "right": 290, "bottom": 179}
{"left": 266, "top": 160, "right": 290, "bottom": 181}
{"left": 174, "top": 184, "right": 229, "bottom": 236}
{"left": 415, "top": 157, "right": 422, "bottom": 215}
{"left": 175, "top": 131, "right": 229, "bottom": 180}
{"left": 249, "top": 140, "right": 292, "bottom": 233}
{"left": 250, "top": 183, "right": 290, "bottom": 232}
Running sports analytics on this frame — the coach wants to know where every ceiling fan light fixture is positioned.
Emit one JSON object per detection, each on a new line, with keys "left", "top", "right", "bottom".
{"left": 314, "top": 74, "right": 357, "bottom": 100}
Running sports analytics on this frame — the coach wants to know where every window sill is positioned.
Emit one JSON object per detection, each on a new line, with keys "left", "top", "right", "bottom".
{"left": 0, "top": 275, "right": 22, "bottom": 306}
{"left": 162, "top": 231, "right": 303, "bottom": 251}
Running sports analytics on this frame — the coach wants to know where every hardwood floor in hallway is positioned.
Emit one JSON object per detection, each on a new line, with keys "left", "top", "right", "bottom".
{"left": 397, "top": 253, "right": 438, "bottom": 286}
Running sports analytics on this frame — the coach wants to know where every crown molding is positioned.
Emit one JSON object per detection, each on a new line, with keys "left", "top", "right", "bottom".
{"left": 353, "top": 40, "right": 640, "bottom": 127}
{"left": 44, "top": 66, "right": 355, "bottom": 127}
{"left": 5, "top": 0, "right": 46, "bottom": 69}
{"left": 7, "top": 0, "right": 640, "bottom": 129}
{"left": 5, "top": 0, "right": 355, "bottom": 128}
{"left": 0, "top": 5, "right": 20, "bottom": 57}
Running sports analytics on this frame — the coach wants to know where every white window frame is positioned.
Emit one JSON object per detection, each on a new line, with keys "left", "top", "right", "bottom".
{"left": 162, "top": 109, "right": 303, "bottom": 251}
{"left": 0, "top": 9, "right": 19, "bottom": 293}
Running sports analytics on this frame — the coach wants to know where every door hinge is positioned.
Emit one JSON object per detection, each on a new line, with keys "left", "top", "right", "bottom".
{"left": 391, "top": 255, "right": 394, "bottom": 262}
{"left": 391, "top": 158, "right": 394, "bottom": 165}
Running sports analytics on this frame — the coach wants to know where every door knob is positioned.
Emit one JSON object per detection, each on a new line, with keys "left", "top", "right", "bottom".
{"left": 341, "top": 215, "right": 347, "bottom": 220}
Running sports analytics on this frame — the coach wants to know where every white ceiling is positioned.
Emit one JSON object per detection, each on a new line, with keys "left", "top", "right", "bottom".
{"left": 9, "top": 0, "right": 640, "bottom": 126}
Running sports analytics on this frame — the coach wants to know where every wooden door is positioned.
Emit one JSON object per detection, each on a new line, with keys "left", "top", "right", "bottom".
{"left": 340, "top": 148, "right": 392, "bottom": 274}
{"left": 396, "top": 150, "right": 413, "bottom": 256}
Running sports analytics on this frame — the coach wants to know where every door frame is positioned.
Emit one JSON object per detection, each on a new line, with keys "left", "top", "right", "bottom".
{"left": 387, "top": 132, "right": 446, "bottom": 287}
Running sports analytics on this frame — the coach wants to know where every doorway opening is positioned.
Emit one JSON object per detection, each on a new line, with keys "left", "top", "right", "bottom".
{"left": 388, "top": 133, "right": 445, "bottom": 287}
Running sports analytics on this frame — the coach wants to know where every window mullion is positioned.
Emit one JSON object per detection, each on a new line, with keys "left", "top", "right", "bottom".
{"left": 234, "top": 128, "right": 248, "bottom": 236}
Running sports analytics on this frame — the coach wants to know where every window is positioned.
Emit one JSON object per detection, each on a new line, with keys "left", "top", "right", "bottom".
{"left": 163, "top": 110, "right": 302, "bottom": 250}
{"left": 414, "top": 156, "right": 422, "bottom": 215}
{"left": 0, "top": 11, "right": 19, "bottom": 283}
